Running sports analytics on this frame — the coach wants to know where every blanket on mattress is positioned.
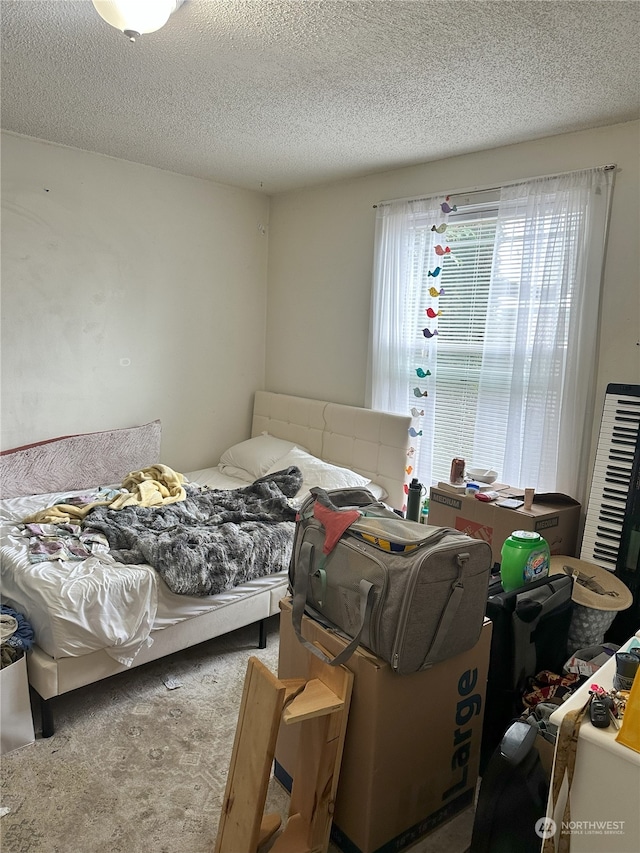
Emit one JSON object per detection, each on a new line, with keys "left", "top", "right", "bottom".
{"left": 84, "top": 468, "right": 303, "bottom": 596}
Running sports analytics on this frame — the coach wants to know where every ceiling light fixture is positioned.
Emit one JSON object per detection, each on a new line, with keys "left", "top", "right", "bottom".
{"left": 92, "top": 1, "right": 182, "bottom": 43}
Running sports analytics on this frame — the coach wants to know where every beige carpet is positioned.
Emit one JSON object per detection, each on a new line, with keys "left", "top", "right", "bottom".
{"left": 1, "top": 616, "right": 474, "bottom": 853}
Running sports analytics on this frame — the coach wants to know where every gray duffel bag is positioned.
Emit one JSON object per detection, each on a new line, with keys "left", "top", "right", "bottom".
{"left": 289, "top": 486, "right": 493, "bottom": 674}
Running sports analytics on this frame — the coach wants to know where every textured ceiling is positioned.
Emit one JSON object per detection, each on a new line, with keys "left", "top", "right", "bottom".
{"left": 1, "top": 0, "right": 639, "bottom": 194}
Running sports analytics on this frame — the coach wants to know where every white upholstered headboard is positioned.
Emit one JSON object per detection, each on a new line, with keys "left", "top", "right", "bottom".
{"left": 252, "top": 391, "right": 412, "bottom": 511}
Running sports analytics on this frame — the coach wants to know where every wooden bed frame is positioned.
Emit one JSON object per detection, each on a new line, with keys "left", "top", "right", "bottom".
{"left": 4, "top": 391, "right": 412, "bottom": 735}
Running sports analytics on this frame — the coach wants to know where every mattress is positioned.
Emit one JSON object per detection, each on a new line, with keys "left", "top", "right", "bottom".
{"left": 0, "top": 467, "right": 287, "bottom": 666}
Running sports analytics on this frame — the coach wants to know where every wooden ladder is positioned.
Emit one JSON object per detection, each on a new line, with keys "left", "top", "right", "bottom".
{"left": 214, "top": 651, "right": 353, "bottom": 853}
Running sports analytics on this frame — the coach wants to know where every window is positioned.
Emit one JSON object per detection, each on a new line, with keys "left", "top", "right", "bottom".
{"left": 369, "top": 168, "right": 615, "bottom": 503}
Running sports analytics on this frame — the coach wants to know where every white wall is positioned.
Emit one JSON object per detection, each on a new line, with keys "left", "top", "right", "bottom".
{"left": 3, "top": 123, "right": 638, "bottom": 482}
{"left": 1, "top": 132, "right": 270, "bottom": 472}
{"left": 266, "top": 121, "right": 640, "bottom": 433}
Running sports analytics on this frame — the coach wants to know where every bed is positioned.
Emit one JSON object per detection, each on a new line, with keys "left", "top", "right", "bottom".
{"left": 0, "top": 391, "right": 412, "bottom": 735}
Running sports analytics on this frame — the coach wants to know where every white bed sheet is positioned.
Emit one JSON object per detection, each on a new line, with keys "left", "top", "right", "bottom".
{"left": 0, "top": 467, "right": 267, "bottom": 666}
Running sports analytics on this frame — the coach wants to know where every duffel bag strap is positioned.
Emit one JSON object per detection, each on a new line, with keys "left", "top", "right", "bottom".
{"left": 291, "top": 541, "right": 374, "bottom": 667}
{"left": 425, "top": 552, "right": 469, "bottom": 663}
{"left": 543, "top": 696, "right": 591, "bottom": 853}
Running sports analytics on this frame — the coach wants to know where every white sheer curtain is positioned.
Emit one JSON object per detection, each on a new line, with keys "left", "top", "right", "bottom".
{"left": 368, "top": 167, "right": 614, "bottom": 503}
{"left": 474, "top": 167, "right": 614, "bottom": 501}
{"left": 367, "top": 197, "right": 448, "bottom": 489}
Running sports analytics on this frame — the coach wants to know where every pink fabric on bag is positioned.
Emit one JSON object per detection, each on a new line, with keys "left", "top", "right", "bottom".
{"left": 313, "top": 501, "right": 360, "bottom": 554}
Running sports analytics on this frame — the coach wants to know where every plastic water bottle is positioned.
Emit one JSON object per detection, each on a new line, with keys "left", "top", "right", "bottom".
{"left": 420, "top": 497, "right": 430, "bottom": 524}
{"left": 406, "top": 478, "right": 422, "bottom": 522}
{"left": 500, "top": 530, "right": 550, "bottom": 592}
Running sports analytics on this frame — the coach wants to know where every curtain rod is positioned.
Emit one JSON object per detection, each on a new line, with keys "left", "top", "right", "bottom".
{"left": 372, "top": 163, "right": 617, "bottom": 208}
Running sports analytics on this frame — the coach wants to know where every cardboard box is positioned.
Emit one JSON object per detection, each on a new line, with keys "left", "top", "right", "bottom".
{"left": 275, "top": 598, "right": 492, "bottom": 853}
{"left": 0, "top": 654, "right": 35, "bottom": 755}
{"left": 428, "top": 487, "right": 581, "bottom": 567}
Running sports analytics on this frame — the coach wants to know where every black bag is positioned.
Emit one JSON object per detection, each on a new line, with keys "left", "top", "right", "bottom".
{"left": 481, "top": 573, "right": 574, "bottom": 770}
{"left": 470, "top": 720, "right": 550, "bottom": 853}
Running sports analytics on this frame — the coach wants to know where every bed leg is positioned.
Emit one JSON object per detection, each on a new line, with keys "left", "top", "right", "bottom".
{"left": 40, "top": 696, "right": 55, "bottom": 738}
{"left": 258, "top": 618, "right": 267, "bottom": 649}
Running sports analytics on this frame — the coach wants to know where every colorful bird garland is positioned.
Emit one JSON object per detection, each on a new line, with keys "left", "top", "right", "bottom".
{"left": 410, "top": 192, "right": 458, "bottom": 432}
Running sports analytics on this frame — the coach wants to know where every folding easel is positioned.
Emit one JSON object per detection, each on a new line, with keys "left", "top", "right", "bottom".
{"left": 214, "top": 651, "right": 353, "bottom": 853}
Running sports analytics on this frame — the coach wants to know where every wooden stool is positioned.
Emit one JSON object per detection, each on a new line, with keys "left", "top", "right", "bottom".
{"left": 214, "top": 651, "right": 353, "bottom": 853}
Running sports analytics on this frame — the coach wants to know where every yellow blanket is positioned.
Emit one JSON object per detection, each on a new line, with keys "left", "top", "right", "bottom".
{"left": 23, "top": 464, "right": 187, "bottom": 525}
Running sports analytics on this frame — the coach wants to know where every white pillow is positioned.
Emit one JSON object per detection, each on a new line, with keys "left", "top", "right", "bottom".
{"left": 266, "top": 446, "right": 371, "bottom": 495}
{"left": 213, "top": 464, "right": 255, "bottom": 483}
{"left": 365, "top": 481, "right": 389, "bottom": 502}
{"left": 185, "top": 466, "right": 253, "bottom": 487}
{"left": 219, "top": 433, "right": 308, "bottom": 479}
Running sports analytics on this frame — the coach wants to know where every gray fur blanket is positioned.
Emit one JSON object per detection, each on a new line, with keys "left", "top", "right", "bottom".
{"left": 84, "top": 468, "right": 302, "bottom": 596}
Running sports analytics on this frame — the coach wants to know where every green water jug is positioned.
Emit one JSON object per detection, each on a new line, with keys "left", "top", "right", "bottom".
{"left": 500, "top": 530, "right": 550, "bottom": 592}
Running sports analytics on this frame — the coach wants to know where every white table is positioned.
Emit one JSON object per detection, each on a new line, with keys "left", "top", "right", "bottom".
{"left": 545, "top": 631, "right": 640, "bottom": 853}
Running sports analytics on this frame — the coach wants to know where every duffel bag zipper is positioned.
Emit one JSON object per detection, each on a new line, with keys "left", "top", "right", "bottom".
{"left": 390, "top": 543, "right": 468, "bottom": 673}
{"left": 391, "top": 564, "right": 421, "bottom": 672}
